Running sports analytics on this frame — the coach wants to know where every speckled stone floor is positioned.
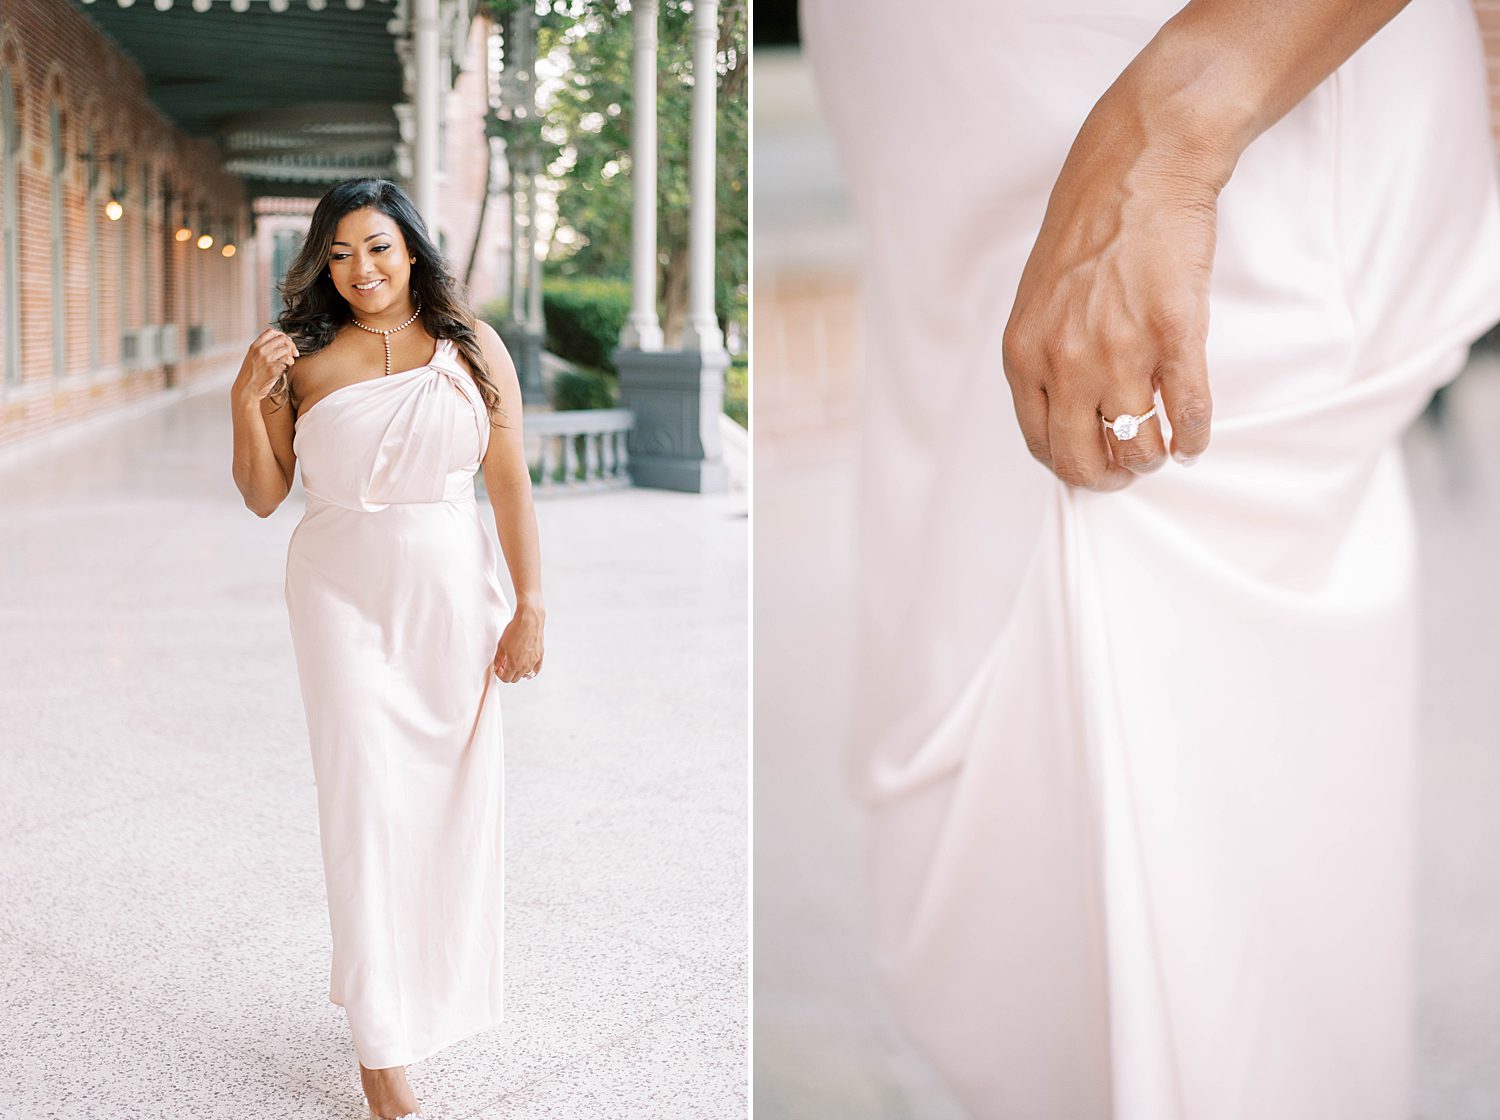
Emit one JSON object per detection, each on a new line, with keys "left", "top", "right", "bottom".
{"left": 0, "top": 371, "right": 749, "bottom": 1119}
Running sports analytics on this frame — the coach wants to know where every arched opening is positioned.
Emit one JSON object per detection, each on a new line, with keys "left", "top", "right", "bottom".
{"left": 1, "top": 66, "right": 20, "bottom": 388}
{"left": 49, "top": 96, "right": 67, "bottom": 380}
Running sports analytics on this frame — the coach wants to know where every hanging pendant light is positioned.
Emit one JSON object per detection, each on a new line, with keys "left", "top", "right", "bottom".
{"left": 192, "top": 202, "right": 212, "bottom": 250}
{"left": 105, "top": 151, "right": 125, "bottom": 220}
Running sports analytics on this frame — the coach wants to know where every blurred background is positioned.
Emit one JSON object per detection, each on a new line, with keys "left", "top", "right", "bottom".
{"left": 752, "top": 2, "right": 1500, "bottom": 1118}
{"left": 0, "top": 2, "right": 748, "bottom": 1116}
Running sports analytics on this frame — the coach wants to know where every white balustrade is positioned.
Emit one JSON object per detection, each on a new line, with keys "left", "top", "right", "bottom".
{"left": 525, "top": 408, "right": 635, "bottom": 491}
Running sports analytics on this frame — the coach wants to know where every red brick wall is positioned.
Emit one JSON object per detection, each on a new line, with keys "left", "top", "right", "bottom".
{"left": 1475, "top": 0, "right": 1500, "bottom": 143}
{"left": 0, "top": 0, "right": 251, "bottom": 448}
{"left": 445, "top": 15, "right": 509, "bottom": 312}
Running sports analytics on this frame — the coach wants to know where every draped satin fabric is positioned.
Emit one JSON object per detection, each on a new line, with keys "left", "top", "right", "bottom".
{"left": 283, "top": 336, "right": 509, "bottom": 1069}
{"left": 801, "top": 2, "right": 1500, "bottom": 1116}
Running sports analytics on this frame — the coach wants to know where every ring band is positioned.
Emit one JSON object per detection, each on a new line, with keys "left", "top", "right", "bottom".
{"left": 1102, "top": 405, "right": 1158, "bottom": 441}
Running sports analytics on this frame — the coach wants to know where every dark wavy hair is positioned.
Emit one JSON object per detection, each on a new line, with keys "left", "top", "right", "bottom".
{"left": 269, "top": 178, "right": 504, "bottom": 421}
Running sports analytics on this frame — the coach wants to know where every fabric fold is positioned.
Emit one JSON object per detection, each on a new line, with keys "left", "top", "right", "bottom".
{"left": 802, "top": 0, "right": 1500, "bottom": 1115}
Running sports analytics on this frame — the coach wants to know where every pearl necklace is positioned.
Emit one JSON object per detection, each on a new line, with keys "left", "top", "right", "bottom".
{"left": 349, "top": 301, "right": 423, "bottom": 377}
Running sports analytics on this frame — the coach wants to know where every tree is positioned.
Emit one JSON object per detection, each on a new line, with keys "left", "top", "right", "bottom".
{"left": 482, "top": 0, "right": 748, "bottom": 347}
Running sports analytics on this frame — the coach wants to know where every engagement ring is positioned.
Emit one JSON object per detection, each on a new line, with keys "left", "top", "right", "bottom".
{"left": 1102, "top": 405, "right": 1157, "bottom": 441}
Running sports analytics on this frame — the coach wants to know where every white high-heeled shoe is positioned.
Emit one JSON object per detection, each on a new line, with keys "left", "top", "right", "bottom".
{"left": 368, "top": 1109, "right": 420, "bottom": 1120}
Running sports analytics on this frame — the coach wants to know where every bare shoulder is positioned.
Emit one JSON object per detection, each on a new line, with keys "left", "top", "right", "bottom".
{"left": 474, "top": 319, "right": 517, "bottom": 375}
{"left": 291, "top": 335, "right": 354, "bottom": 375}
{"left": 469, "top": 321, "right": 522, "bottom": 424}
{"left": 285, "top": 344, "right": 328, "bottom": 403}
{"left": 287, "top": 333, "right": 360, "bottom": 408}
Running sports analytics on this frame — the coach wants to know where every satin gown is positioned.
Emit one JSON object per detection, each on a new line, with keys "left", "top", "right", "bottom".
{"left": 801, "top": 1, "right": 1500, "bottom": 1116}
{"left": 283, "top": 336, "right": 509, "bottom": 1069}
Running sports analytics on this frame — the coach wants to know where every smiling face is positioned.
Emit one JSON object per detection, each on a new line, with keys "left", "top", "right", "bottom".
{"left": 326, "top": 206, "right": 417, "bottom": 318}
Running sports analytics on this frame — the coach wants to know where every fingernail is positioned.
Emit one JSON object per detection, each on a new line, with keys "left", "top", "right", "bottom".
{"left": 1174, "top": 452, "right": 1198, "bottom": 467}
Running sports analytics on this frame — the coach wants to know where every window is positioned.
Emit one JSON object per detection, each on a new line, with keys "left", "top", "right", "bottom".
{"left": 2, "top": 68, "right": 19, "bottom": 387}
{"left": 118, "top": 156, "right": 128, "bottom": 365}
{"left": 271, "top": 228, "right": 301, "bottom": 320}
{"left": 50, "top": 100, "right": 65, "bottom": 379}
{"left": 86, "top": 131, "right": 99, "bottom": 371}
{"left": 140, "top": 164, "right": 151, "bottom": 331}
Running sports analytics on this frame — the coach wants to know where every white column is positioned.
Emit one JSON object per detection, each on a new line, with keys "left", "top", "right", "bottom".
{"left": 527, "top": 166, "right": 544, "bottom": 334}
{"left": 413, "top": 0, "right": 441, "bottom": 228}
{"left": 682, "top": 0, "right": 724, "bottom": 352}
{"left": 620, "top": 0, "right": 663, "bottom": 352}
{"left": 509, "top": 164, "right": 527, "bottom": 323}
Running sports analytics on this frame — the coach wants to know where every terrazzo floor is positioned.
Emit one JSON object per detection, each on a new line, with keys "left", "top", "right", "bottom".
{"left": 0, "top": 371, "right": 749, "bottom": 1119}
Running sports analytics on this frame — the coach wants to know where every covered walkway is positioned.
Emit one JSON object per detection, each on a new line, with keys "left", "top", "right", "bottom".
{"left": 0, "top": 371, "right": 748, "bottom": 1117}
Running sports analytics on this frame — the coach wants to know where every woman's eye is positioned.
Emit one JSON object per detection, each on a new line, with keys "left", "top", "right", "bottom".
{"left": 373, "top": 245, "right": 389, "bottom": 253}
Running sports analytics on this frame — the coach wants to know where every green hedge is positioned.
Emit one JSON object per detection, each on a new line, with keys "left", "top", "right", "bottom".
{"left": 551, "top": 368, "right": 618, "bottom": 411}
{"left": 476, "top": 298, "right": 508, "bottom": 335}
{"left": 543, "top": 279, "right": 632, "bottom": 373}
{"left": 503, "top": 281, "right": 746, "bottom": 424}
{"left": 725, "top": 355, "right": 748, "bottom": 429}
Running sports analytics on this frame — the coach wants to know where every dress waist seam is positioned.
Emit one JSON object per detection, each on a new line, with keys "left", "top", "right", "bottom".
{"left": 302, "top": 491, "right": 477, "bottom": 512}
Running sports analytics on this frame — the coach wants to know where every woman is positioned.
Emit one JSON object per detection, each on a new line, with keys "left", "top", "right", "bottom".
{"left": 802, "top": 0, "right": 1500, "bottom": 1116}
{"left": 228, "top": 178, "right": 543, "bottom": 1120}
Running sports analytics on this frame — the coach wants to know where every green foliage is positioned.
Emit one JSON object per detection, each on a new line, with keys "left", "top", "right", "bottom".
{"left": 551, "top": 367, "right": 618, "bottom": 411}
{"left": 542, "top": 277, "right": 632, "bottom": 371}
{"left": 485, "top": 0, "right": 747, "bottom": 340}
{"left": 476, "top": 298, "right": 509, "bottom": 336}
{"left": 724, "top": 353, "right": 747, "bottom": 429}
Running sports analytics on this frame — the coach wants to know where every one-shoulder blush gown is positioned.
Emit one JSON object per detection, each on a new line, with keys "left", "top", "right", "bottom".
{"left": 283, "top": 336, "right": 509, "bottom": 1069}
{"left": 802, "top": 1, "right": 1500, "bottom": 1117}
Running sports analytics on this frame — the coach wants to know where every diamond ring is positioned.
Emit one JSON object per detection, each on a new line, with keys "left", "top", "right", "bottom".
{"left": 1102, "top": 405, "right": 1158, "bottom": 441}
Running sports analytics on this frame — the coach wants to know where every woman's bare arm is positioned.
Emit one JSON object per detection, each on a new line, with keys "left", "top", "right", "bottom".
{"left": 476, "top": 322, "right": 545, "bottom": 682}
{"left": 1138, "top": 0, "right": 1415, "bottom": 171}
{"left": 231, "top": 328, "right": 300, "bottom": 516}
{"left": 1002, "top": 0, "right": 1414, "bottom": 489}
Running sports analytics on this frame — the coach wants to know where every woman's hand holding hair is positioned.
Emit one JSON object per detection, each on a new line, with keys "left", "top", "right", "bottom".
{"left": 1003, "top": 0, "right": 1414, "bottom": 490}
{"left": 232, "top": 328, "right": 300, "bottom": 408}
{"left": 231, "top": 327, "right": 301, "bottom": 516}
